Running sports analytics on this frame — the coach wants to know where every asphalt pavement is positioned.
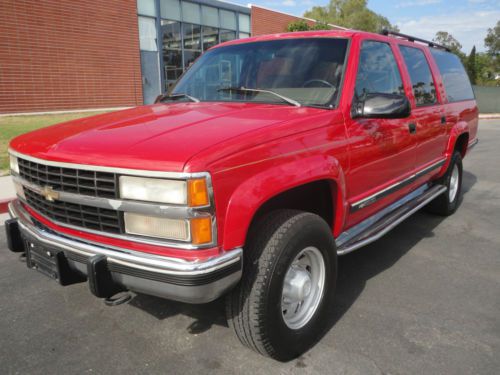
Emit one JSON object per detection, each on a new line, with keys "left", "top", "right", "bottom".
{"left": 0, "top": 119, "right": 499, "bottom": 374}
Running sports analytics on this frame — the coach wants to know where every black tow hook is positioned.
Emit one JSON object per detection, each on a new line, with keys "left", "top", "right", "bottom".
{"left": 87, "top": 254, "right": 131, "bottom": 306}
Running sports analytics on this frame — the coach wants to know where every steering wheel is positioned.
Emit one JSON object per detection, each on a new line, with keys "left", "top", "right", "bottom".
{"left": 302, "top": 79, "right": 335, "bottom": 88}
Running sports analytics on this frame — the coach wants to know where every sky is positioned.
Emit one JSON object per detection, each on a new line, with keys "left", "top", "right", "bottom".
{"left": 230, "top": 0, "right": 500, "bottom": 53}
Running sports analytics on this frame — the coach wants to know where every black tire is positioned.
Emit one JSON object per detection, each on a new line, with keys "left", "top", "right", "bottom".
{"left": 426, "top": 151, "right": 463, "bottom": 216}
{"left": 225, "top": 209, "right": 337, "bottom": 361}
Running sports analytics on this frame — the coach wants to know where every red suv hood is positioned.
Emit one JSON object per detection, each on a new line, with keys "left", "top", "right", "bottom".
{"left": 10, "top": 103, "right": 327, "bottom": 172}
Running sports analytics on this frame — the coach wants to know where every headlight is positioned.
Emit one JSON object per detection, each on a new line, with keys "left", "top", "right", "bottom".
{"left": 9, "top": 155, "right": 19, "bottom": 174}
{"left": 119, "top": 176, "right": 210, "bottom": 207}
{"left": 120, "top": 176, "right": 187, "bottom": 205}
{"left": 120, "top": 174, "right": 213, "bottom": 244}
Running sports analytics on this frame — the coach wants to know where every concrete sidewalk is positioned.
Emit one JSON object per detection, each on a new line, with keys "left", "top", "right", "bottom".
{"left": 0, "top": 175, "right": 15, "bottom": 199}
{"left": 0, "top": 175, "right": 15, "bottom": 220}
{"left": 479, "top": 114, "right": 500, "bottom": 119}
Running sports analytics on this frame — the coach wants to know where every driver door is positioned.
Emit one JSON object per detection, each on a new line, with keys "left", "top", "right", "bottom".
{"left": 344, "top": 40, "right": 417, "bottom": 226}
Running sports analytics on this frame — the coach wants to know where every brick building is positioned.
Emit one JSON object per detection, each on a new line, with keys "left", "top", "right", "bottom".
{"left": 0, "top": 0, "right": 340, "bottom": 114}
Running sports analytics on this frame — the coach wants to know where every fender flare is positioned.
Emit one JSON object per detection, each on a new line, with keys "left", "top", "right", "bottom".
{"left": 220, "top": 154, "right": 347, "bottom": 250}
{"left": 440, "top": 121, "right": 469, "bottom": 175}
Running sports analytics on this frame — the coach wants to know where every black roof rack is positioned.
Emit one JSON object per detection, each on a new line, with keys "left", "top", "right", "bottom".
{"left": 381, "top": 29, "right": 451, "bottom": 52}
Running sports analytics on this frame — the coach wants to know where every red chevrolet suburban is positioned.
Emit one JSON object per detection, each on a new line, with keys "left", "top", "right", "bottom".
{"left": 5, "top": 29, "right": 478, "bottom": 360}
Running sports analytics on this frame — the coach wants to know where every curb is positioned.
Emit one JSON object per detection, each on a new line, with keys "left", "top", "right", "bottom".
{"left": 0, "top": 198, "right": 14, "bottom": 214}
{"left": 479, "top": 114, "right": 500, "bottom": 119}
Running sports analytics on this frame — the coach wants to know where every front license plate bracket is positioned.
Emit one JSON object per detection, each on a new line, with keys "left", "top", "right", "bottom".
{"left": 24, "top": 239, "right": 86, "bottom": 286}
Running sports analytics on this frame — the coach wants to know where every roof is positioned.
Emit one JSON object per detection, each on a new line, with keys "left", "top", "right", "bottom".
{"left": 214, "top": 29, "right": 361, "bottom": 48}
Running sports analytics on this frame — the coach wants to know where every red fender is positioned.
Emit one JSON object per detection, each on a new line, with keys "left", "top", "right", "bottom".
{"left": 439, "top": 121, "right": 469, "bottom": 176}
{"left": 220, "top": 154, "right": 347, "bottom": 250}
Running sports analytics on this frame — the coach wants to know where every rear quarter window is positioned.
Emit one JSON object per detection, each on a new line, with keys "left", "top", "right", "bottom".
{"left": 430, "top": 49, "right": 475, "bottom": 102}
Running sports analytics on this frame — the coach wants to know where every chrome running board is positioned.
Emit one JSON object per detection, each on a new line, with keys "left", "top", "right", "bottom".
{"left": 336, "top": 184, "right": 447, "bottom": 256}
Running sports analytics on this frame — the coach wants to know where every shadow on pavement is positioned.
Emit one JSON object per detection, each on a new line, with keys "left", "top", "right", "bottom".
{"left": 128, "top": 172, "right": 478, "bottom": 341}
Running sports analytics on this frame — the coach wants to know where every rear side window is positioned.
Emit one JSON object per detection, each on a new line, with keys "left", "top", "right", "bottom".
{"left": 430, "top": 49, "right": 475, "bottom": 102}
{"left": 355, "top": 41, "right": 404, "bottom": 98}
{"left": 399, "top": 46, "right": 437, "bottom": 106}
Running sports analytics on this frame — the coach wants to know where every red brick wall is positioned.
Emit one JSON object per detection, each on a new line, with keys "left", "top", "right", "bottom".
{"left": 251, "top": 6, "right": 316, "bottom": 37}
{"left": 0, "top": 0, "right": 143, "bottom": 114}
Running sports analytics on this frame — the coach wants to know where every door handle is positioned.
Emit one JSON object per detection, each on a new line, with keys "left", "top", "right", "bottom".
{"left": 408, "top": 123, "right": 417, "bottom": 134}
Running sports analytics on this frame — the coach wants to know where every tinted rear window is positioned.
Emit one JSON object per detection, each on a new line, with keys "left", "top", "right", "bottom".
{"left": 430, "top": 49, "right": 475, "bottom": 102}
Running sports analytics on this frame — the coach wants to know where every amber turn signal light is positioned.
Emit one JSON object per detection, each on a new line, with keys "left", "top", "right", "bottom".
{"left": 190, "top": 217, "right": 212, "bottom": 244}
{"left": 188, "top": 178, "right": 209, "bottom": 207}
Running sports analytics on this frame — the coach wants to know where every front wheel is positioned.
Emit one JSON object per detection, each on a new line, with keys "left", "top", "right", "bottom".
{"left": 225, "top": 210, "right": 337, "bottom": 361}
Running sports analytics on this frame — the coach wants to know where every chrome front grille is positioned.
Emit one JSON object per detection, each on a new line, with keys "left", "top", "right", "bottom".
{"left": 18, "top": 158, "right": 117, "bottom": 199}
{"left": 24, "top": 185, "right": 122, "bottom": 234}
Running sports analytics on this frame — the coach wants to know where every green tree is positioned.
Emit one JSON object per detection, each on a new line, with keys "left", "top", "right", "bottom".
{"left": 433, "top": 31, "right": 466, "bottom": 62}
{"left": 433, "top": 31, "right": 462, "bottom": 54}
{"left": 287, "top": 20, "right": 332, "bottom": 32}
{"left": 286, "top": 20, "right": 310, "bottom": 32}
{"left": 303, "top": 0, "right": 399, "bottom": 33}
{"left": 466, "top": 46, "right": 477, "bottom": 84}
{"left": 484, "top": 20, "right": 500, "bottom": 56}
{"left": 484, "top": 20, "right": 499, "bottom": 73}
{"left": 311, "top": 22, "right": 332, "bottom": 31}
{"left": 475, "top": 52, "right": 496, "bottom": 85}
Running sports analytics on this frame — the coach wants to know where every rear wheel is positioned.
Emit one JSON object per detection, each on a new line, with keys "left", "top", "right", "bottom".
{"left": 426, "top": 151, "right": 463, "bottom": 216}
{"left": 225, "top": 210, "right": 337, "bottom": 361}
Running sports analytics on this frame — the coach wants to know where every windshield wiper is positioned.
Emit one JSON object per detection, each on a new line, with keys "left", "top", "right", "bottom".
{"left": 157, "top": 93, "right": 200, "bottom": 103}
{"left": 217, "top": 87, "right": 301, "bottom": 107}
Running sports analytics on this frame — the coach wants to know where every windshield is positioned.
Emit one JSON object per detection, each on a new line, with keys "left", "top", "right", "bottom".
{"left": 171, "top": 38, "right": 349, "bottom": 108}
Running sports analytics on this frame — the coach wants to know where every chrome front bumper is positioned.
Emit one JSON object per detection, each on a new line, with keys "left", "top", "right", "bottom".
{"left": 8, "top": 200, "right": 242, "bottom": 304}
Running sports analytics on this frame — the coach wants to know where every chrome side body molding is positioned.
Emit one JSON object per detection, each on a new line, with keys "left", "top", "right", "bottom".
{"left": 350, "top": 159, "right": 446, "bottom": 212}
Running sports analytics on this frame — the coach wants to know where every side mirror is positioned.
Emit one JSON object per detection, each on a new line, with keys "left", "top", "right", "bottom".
{"left": 352, "top": 93, "right": 411, "bottom": 119}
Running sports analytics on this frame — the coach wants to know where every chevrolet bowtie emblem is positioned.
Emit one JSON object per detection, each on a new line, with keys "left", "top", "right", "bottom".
{"left": 41, "top": 186, "right": 59, "bottom": 202}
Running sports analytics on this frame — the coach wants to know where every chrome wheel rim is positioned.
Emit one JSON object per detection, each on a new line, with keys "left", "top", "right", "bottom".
{"left": 449, "top": 165, "right": 460, "bottom": 203}
{"left": 281, "top": 246, "right": 326, "bottom": 330}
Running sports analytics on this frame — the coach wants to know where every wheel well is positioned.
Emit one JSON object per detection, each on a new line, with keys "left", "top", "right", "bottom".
{"left": 249, "top": 180, "right": 335, "bottom": 233}
{"left": 455, "top": 133, "right": 469, "bottom": 158}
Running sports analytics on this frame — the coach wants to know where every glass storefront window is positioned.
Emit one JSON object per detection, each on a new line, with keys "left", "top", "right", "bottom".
{"left": 220, "top": 29, "right": 236, "bottom": 43}
{"left": 183, "top": 23, "right": 202, "bottom": 69}
{"left": 162, "top": 20, "right": 183, "bottom": 81}
{"left": 183, "top": 23, "right": 201, "bottom": 50}
{"left": 164, "top": 49, "right": 183, "bottom": 81}
{"left": 161, "top": 0, "right": 181, "bottom": 21}
{"left": 153, "top": 2, "right": 249, "bottom": 90}
{"left": 162, "top": 20, "right": 182, "bottom": 49}
{"left": 202, "top": 5, "right": 219, "bottom": 28}
{"left": 137, "top": 0, "right": 156, "bottom": 17}
{"left": 182, "top": 1, "right": 201, "bottom": 24}
{"left": 220, "top": 10, "right": 236, "bottom": 30}
{"left": 203, "top": 26, "right": 219, "bottom": 51}
{"left": 238, "top": 14, "right": 250, "bottom": 33}
{"left": 139, "top": 16, "right": 158, "bottom": 51}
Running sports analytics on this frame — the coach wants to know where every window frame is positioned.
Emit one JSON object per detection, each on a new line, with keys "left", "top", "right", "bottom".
{"left": 397, "top": 44, "right": 441, "bottom": 108}
{"left": 353, "top": 39, "right": 406, "bottom": 101}
{"left": 171, "top": 37, "right": 351, "bottom": 110}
